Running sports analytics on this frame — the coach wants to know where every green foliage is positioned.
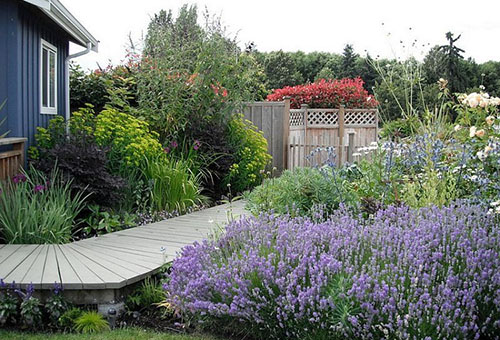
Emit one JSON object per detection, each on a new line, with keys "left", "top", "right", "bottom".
{"left": 380, "top": 116, "right": 419, "bottom": 140}
{"left": 74, "top": 311, "right": 110, "bottom": 334}
{"left": 141, "top": 156, "right": 207, "bottom": 213}
{"left": 82, "top": 205, "right": 137, "bottom": 236}
{"left": 20, "top": 297, "right": 42, "bottom": 330}
{"left": 245, "top": 167, "right": 356, "bottom": 218}
{"left": 69, "top": 63, "right": 108, "bottom": 113}
{"left": 400, "top": 169, "right": 458, "bottom": 208}
{"left": 94, "top": 108, "right": 163, "bottom": 171}
{"left": 58, "top": 307, "right": 83, "bottom": 332}
{"left": 137, "top": 5, "right": 264, "bottom": 142}
{"left": 126, "top": 277, "right": 165, "bottom": 311}
{"left": 260, "top": 50, "right": 304, "bottom": 90}
{"left": 0, "top": 290, "right": 18, "bottom": 326}
{"left": 45, "top": 292, "right": 70, "bottom": 329}
{"left": 226, "top": 115, "right": 271, "bottom": 193}
{"left": 0, "top": 167, "right": 87, "bottom": 244}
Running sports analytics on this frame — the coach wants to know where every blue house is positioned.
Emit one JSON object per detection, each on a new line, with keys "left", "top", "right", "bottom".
{"left": 0, "top": 0, "right": 98, "bottom": 147}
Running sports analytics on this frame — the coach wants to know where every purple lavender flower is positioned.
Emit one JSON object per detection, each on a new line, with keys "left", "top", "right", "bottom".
{"left": 166, "top": 202, "right": 500, "bottom": 339}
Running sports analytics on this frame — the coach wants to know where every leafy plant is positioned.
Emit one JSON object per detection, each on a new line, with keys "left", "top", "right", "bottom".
{"left": 58, "top": 307, "right": 84, "bottom": 332}
{"left": 226, "top": 114, "right": 271, "bottom": 193}
{"left": 44, "top": 283, "right": 70, "bottom": 329}
{"left": 74, "top": 311, "right": 110, "bottom": 334}
{"left": 0, "top": 280, "right": 18, "bottom": 326}
{"left": 141, "top": 155, "right": 207, "bottom": 213}
{"left": 82, "top": 205, "right": 137, "bottom": 236}
{"left": 126, "top": 277, "right": 165, "bottom": 311}
{"left": 0, "top": 167, "right": 87, "bottom": 244}
{"left": 17, "top": 284, "right": 42, "bottom": 330}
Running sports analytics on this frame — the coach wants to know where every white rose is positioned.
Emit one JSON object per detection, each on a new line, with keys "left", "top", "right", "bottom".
{"left": 469, "top": 126, "right": 477, "bottom": 138}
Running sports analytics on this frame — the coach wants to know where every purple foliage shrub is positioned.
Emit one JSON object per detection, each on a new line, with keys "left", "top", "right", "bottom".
{"left": 166, "top": 202, "right": 500, "bottom": 339}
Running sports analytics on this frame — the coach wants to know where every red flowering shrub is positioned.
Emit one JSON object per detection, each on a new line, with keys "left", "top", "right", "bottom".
{"left": 267, "top": 77, "right": 378, "bottom": 109}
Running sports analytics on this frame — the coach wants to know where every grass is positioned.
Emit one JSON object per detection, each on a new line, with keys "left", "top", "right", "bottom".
{"left": 0, "top": 328, "right": 226, "bottom": 340}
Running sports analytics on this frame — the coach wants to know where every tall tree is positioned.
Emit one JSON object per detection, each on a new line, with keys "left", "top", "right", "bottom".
{"left": 340, "top": 44, "right": 359, "bottom": 79}
{"left": 438, "top": 32, "right": 466, "bottom": 92}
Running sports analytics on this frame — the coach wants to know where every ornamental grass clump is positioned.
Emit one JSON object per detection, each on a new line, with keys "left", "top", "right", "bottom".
{"left": 166, "top": 202, "right": 500, "bottom": 339}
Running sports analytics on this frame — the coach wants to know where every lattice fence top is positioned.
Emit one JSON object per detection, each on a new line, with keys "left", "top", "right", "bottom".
{"left": 307, "top": 110, "right": 339, "bottom": 126}
{"left": 289, "top": 108, "right": 378, "bottom": 127}
{"left": 290, "top": 109, "right": 304, "bottom": 126}
{"left": 344, "top": 109, "right": 377, "bottom": 125}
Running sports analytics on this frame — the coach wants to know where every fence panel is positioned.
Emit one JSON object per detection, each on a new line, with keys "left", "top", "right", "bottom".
{"left": 0, "top": 138, "right": 27, "bottom": 180}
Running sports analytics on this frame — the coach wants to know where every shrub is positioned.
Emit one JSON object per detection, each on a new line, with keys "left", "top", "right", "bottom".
{"left": 226, "top": 114, "right": 271, "bottom": 193}
{"left": 0, "top": 167, "right": 87, "bottom": 244}
{"left": 58, "top": 307, "right": 84, "bottom": 332}
{"left": 74, "top": 311, "right": 110, "bottom": 334}
{"left": 266, "top": 77, "right": 378, "bottom": 109}
{"left": 166, "top": 202, "right": 500, "bottom": 339}
{"left": 141, "top": 156, "right": 207, "bottom": 213}
{"left": 34, "top": 139, "right": 126, "bottom": 207}
{"left": 245, "top": 166, "right": 356, "bottom": 218}
{"left": 94, "top": 108, "right": 163, "bottom": 171}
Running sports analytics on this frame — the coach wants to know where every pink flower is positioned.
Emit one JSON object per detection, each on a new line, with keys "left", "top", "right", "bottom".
{"left": 163, "top": 147, "right": 170, "bottom": 154}
{"left": 193, "top": 140, "right": 201, "bottom": 151}
{"left": 222, "top": 89, "right": 228, "bottom": 97}
{"left": 171, "top": 141, "right": 178, "bottom": 149}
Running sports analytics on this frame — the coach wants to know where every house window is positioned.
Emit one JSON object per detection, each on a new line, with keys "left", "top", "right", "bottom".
{"left": 40, "top": 39, "right": 57, "bottom": 114}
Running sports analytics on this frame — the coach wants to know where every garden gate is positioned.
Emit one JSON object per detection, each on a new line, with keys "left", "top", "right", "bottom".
{"left": 237, "top": 99, "right": 378, "bottom": 172}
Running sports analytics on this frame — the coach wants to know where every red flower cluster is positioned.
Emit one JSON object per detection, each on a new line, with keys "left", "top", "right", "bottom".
{"left": 267, "top": 77, "right": 378, "bottom": 109}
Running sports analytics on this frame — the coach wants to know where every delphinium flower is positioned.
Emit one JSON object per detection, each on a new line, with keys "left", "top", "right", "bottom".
{"left": 166, "top": 202, "right": 500, "bottom": 339}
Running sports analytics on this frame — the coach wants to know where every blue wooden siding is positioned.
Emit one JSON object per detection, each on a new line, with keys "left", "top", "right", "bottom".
{"left": 0, "top": 0, "right": 69, "bottom": 147}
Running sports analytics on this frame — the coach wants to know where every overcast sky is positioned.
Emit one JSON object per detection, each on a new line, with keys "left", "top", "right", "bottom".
{"left": 64, "top": 0, "right": 500, "bottom": 71}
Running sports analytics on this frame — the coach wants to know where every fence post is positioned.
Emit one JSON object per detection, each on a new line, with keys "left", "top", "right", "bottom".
{"left": 283, "top": 97, "right": 291, "bottom": 170}
{"left": 338, "top": 105, "right": 345, "bottom": 165}
{"left": 301, "top": 104, "right": 309, "bottom": 167}
{"left": 347, "top": 131, "right": 355, "bottom": 163}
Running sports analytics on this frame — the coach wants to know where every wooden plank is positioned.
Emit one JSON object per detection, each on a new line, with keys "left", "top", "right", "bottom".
{"left": 252, "top": 104, "right": 263, "bottom": 131}
{"left": 58, "top": 245, "right": 105, "bottom": 289}
{"left": 53, "top": 245, "right": 83, "bottom": 290}
{"left": 262, "top": 104, "right": 273, "bottom": 161}
{"left": 272, "top": 104, "right": 283, "bottom": 171}
{"left": 119, "top": 228, "right": 205, "bottom": 243}
{"left": 75, "top": 242, "right": 163, "bottom": 268}
{"left": 0, "top": 245, "right": 23, "bottom": 264}
{"left": 64, "top": 245, "right": 127, "bottom": 289}
{"left": 40, "top": 245, "right": 62, "bottom": 289}
{"left": 0, "top": 245, "right": 40, "bottom": 279}
{"left": 2, "top": 245, "right": 45, "bottom": 287}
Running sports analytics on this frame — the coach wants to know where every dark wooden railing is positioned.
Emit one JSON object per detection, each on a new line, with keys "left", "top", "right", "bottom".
{"left": 0, "top": 137, "right": 27, "bottom": 180}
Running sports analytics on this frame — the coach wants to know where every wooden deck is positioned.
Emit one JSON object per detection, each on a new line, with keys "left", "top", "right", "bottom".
{"left": 0, "top": 201, "right": 246, "bottom": 291}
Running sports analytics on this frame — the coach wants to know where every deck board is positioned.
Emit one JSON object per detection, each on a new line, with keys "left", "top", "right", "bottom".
{"left": 0, "top": 201, "right": 246, "bottom": 291}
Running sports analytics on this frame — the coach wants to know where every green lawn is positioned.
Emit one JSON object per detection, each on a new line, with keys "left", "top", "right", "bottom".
{"left": 0, "top": 328, "right": 226, "bottom": 340}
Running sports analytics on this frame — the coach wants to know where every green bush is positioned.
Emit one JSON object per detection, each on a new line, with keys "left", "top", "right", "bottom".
{"left": 58, "top": 307, "right": 83, "bottom": 332}
{"left": 226, "top": 114, "right": 271, "bottom": 193}
{"left": 0, "top": 167, "right": 87, "bottom": 244}
{"left": 126, "top": 277, "right": 165, "bottom": 311}
{"left": 74, "top": 311, "right": 109, "bottom": 334}
{"left": 94, "top": 108, "right": 163, "bottom": 171}
{"left": 141, "top": 156, "right": 207, "bottom": 213}
{"left": 245, "top": 167, "right": 356, "bottom": 218}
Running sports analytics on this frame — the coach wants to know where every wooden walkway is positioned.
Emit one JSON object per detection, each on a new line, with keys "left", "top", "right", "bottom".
{"left": 0, "top": 201, "right": 246, "bottom": 290}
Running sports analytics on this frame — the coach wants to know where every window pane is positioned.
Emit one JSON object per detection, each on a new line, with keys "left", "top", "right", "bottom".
{"left": 49, "top": 51, "right": 55, "bottom": 108}
{"left": 42, "top": 48, "right": 48, "bottom": 107}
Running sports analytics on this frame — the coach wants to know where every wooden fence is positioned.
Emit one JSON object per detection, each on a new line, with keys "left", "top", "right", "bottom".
{"left": 0, "top": 137, "right": 27, "bottom": 180}
{"left": 236, "top": 100, "right": 378, "bottom": 171}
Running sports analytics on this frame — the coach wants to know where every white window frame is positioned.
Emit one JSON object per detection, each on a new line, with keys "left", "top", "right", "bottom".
{"left": 40, "top": 39, "right": 58, "bottom": 115}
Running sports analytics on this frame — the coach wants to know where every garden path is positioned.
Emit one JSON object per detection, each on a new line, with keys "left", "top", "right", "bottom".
{"left": 0, "top": 201, "right": 246, "bottom": 290}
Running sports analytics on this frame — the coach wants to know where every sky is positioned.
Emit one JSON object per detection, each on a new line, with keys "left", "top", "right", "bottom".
{"left": 64, "top": 0, "right": 500, "bottom": 71}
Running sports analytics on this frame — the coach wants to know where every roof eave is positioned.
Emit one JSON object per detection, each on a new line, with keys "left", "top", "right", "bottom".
{"left": 26, "top": 0, "right": 99, "bottom": 52}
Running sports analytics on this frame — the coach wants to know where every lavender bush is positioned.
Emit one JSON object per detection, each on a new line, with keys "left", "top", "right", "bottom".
{"left": 166, "top": 202, "right": 500, "bottom": 339}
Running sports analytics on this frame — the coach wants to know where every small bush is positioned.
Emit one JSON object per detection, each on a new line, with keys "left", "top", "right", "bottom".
{"left": 0, "top": 167, "right": 87, "bottom": 244}
{"left": 18, "top": 285, "right": 42, "bottom": 331}
{"left": 226, "top": 114, "right": 271, "bottom": 193}
{"left": 126, "top": 277, "right": 165, "bottom": 311}
{"left": 74, "top": 311, "right": 110, "bottom": 334}
{"left": 58, "top": 307, "right": 84, "bottom": 332}
{"left": 0, "top": 281, "right": 18, "bottom": 327}
{"left": 245, "top": 167, "right": 356, "bottom": 218}
{"left": 267, "top": 77, "right": 377, "bottom": 109}
{"left": 44, "top": 284, "right": 69, "bottom": 329}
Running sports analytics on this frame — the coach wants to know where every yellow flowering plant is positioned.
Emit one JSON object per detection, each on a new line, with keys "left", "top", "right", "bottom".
{"left": 226, "top": 114, "right": 271, "bottom": 193}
